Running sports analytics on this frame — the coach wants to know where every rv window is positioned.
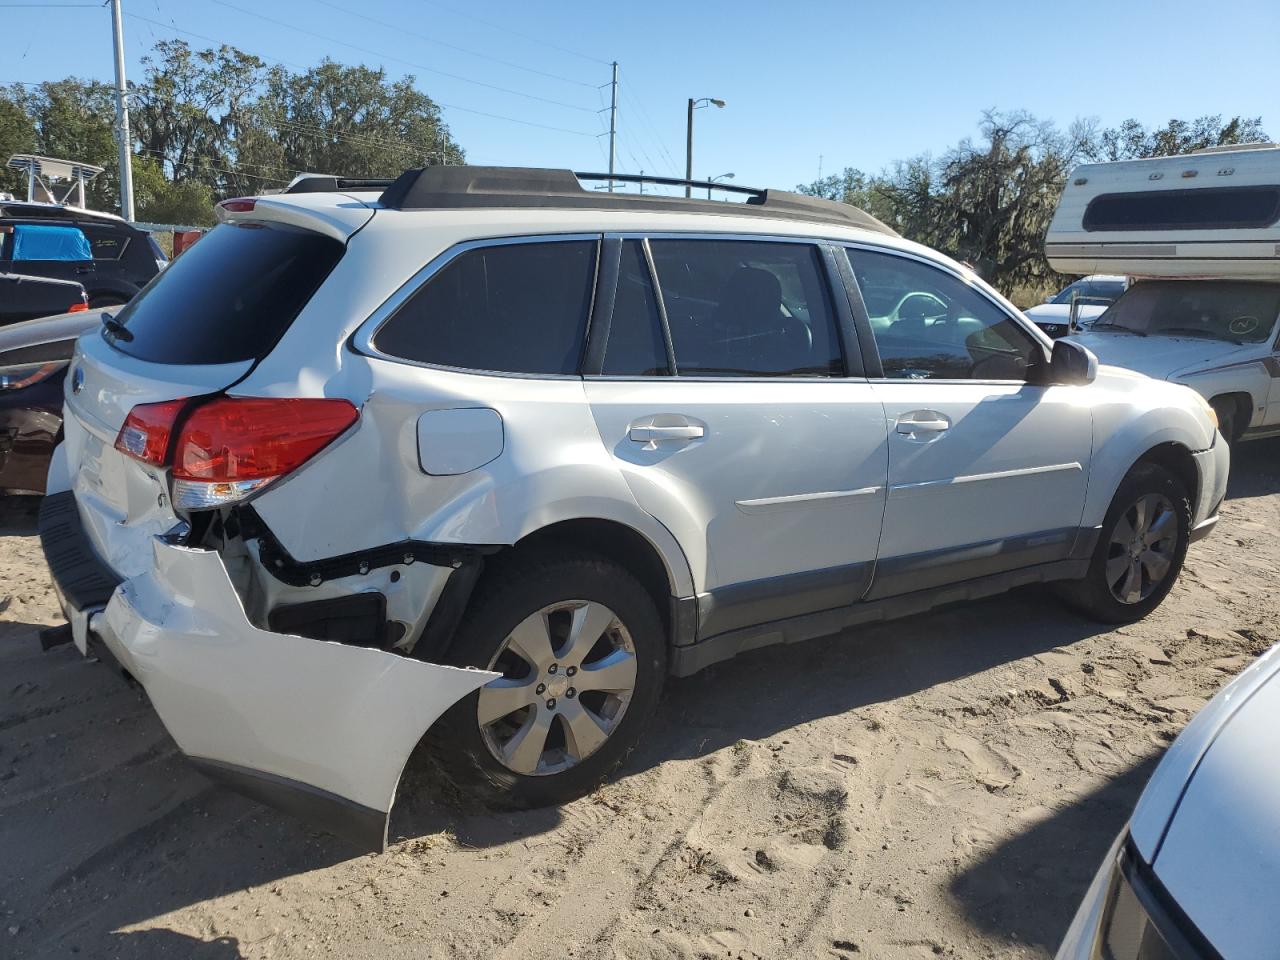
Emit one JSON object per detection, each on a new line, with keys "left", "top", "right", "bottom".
{"left": 1092, "top": 281, "right": 1280, "bottom": 344}
{"left": 1084, "top": 186, "right": 1280, "bottom": 232}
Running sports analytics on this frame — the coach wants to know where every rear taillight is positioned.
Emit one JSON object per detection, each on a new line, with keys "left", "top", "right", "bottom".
{"left": 68, "top": 300, "right": 89, "bottom": 313}
{"left": 115, "top": 398, "right": 188, "bottom": 466}
{"left": 114, "top": 396, "right": 358, "bottom": 510}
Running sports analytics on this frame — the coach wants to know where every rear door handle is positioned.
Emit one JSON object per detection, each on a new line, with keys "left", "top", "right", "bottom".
{"left": 629, "top": 424, "right": 705, "bottom": 442}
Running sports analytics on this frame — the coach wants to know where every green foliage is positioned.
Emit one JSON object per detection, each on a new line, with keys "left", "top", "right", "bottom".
{"left": 1, "top": 39, "right": 465, "bottom": 221}
{"left": 798, "top": 111, "right": 1271, "bottom": 291}
{"left": 1093, "top": 115, "right": 1269, "bottom": 161}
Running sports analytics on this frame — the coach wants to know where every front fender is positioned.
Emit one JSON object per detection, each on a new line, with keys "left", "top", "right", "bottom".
{"left": 1082, "top": 372, "right": 1217, "bottom": 528}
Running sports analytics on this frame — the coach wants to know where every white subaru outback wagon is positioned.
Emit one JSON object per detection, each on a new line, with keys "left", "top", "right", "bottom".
{"left": 40, "top": 167, "right": 1228, "bottom": 849}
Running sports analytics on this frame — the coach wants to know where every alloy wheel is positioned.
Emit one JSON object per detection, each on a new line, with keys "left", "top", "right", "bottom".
{"left": 1105, "top": 493, "right": 1178, "bottom": 604}
{"left": 478, "top": 600, "right": 638, "bottom": 776}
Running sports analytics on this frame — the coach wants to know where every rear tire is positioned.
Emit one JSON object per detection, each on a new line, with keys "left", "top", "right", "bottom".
{"left": 426, "top": 552, "right": 666, "bottom": 809}
{"left": 1057, "top": 462, "right": 1191, "bottom": 624}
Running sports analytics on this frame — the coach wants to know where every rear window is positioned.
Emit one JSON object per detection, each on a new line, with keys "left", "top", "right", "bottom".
{"left": 1084, "top": 186, "right": 1280, "bottom": 232}
{"left": 106, "top": 222, "right": 344, "bottom": 364}
{"left": 373, "top": 240, "right": 597, "bottom": 375}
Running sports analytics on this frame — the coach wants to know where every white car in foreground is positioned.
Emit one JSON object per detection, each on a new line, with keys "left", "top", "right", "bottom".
{"left": 1058, "top": 642, "right": 1280, "bottom": 959}
{"left": 39, "top": 167, "right": 1228, "bottom": 849}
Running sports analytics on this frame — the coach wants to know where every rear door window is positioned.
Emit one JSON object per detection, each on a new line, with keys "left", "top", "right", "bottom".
{"left": 646, "top": 239, "right": 842, "bottom": 377}
{"left": 374, "top": 239, "right": 597, "bottom": 375}
{"left": 11, "top": 224, "right": 92, "bottom": 262}
{"left": 106, "top": 221, "right": 344, "bottom": 365}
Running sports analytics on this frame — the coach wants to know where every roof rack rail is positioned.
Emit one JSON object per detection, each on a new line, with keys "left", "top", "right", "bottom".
{"left": 283, "top": 173, "right": 398, "bottom": 195}
{"left": 576, "top": 171, "right": 764, "bottom": 197}
{"left": 376, "top": 166, "right": 897, "bottom": 236}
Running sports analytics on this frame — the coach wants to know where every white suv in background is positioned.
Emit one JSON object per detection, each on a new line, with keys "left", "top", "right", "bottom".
{"left": 41, "top": 167, "right": 1228, "bottom": 850}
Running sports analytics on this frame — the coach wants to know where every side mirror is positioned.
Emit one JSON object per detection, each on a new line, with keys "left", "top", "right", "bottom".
{"left": 1049, "top": 338, "right": 1097, "bottom": 385}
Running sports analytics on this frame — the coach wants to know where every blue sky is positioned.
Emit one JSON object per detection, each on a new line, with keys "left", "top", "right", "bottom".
{"left": 6, "top": 0, "right": 1278, "bottom": 191}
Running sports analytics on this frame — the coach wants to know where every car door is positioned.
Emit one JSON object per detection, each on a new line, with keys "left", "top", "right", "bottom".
{"left": 840, "top": 245, "right": 1094, "bottom": 599}
{"left": 584, "top": 236, "right": 888, "bottom": 638}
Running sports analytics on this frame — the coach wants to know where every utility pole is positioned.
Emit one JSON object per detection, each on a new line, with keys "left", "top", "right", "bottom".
{"left": 685, "top": 98, "right": 694, "bottom": 198}
{"left": 109, "top": 0, "right": 135, "bottom": 221}
{"left": 607, "top": 62, "right": 618, "bottom": 192}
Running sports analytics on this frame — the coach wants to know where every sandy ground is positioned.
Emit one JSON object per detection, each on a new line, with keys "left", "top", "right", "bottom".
{"left": 2, "top": 439, "right": 1278, "bottom": 960}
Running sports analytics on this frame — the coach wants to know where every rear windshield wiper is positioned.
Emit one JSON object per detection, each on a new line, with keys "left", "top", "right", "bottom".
{"left": 1089, "top": 323, "right": 1146, "bottom": 337}
{"left": 101, "top": 312, "right": 133, "bottom": 342}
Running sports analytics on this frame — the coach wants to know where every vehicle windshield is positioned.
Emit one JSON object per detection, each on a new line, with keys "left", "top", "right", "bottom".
{"left": 1051, "top": 278, "right": 1126, "bottom": 305}
{"left": 1091, "top": 281, "right": 1280, "bottom": 344}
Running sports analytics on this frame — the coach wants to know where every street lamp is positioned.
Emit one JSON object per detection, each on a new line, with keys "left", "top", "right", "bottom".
{"left": 706, "top": 172, "right": 734, "bottom": 199}
{"left": 686, "top": 97, "right": 726, "bottom": 197}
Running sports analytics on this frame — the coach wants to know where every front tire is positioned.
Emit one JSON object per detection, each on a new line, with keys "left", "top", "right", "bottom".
{"left": 1058, "top": 461, "right": 1191, "bottom": 624}
{"left": 427, "top": 552, "right": 666, "bottom": 809}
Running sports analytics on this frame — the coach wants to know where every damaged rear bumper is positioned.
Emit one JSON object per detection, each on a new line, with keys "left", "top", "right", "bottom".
{"left": 39, "top": 492, "right": 498, "bottom": 851}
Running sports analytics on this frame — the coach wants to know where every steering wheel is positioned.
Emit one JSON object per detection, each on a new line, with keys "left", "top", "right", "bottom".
{"left": 893, "top": 291, "right": 947, "bottom": 323}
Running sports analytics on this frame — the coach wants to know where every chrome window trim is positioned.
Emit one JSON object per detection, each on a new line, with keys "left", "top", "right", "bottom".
{"left": 349, "top": 232, "right": 602, "bottom": 380}
{"left": 836, "top": 240, "right": 1053, "bottom": 385}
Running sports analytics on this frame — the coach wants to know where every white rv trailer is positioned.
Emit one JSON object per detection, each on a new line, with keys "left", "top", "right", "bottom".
{"left": 1046, "top": 144, "right": 1280, "bottom": 442}
{"left": 1047, "top": 143, "right": 1280, "bottom": 280}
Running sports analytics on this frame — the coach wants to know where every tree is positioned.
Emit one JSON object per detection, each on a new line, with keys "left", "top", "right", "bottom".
{"left": 0, "top": 94, "right": 38, "bottom": 197}
{"left": 1093, "top": 115, "right": 1269, "bottom": 161}
{"left": 131, "top": 40, "right": 265, "bottom": 193}
{"left": 237, "top": 60, "right": 463, "bottom": 193}
{"left": 3, "top": 80, "right": 119, "bottom": 210}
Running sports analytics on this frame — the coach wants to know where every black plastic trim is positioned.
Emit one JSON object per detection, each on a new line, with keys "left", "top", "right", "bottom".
{"left": 581, "top": 236, "right": 621, "bottom": 376}
{"left": 267, "top": 592, "right": 388, "bottom": 647}
{"left": 189, "top": 757, "right": 388, "bottom": 852}
{"left": 241, "top": 507, "right": 500, "bottom": 587}
{"left": 829, "top": 242, "right": 884, "bottom": 377}
{"left": 377, "top": 166, "right": 897, "bottom": 236}
{"left": 866, "top": 527, "right": 1079, "bottom": 600}
{"left": 38, "top": 490, "right": 121, "bottom": 613}
{"left": 1120, "top": 837, "right": 1223, "bottom": 960}
{"left": 670, "top": 594, "right": 698, "bottom": 647}
{"left": 412, "top": 557, "right": 485, "bottom": 661}
{"left": 819, "top": 243, "right": 865, "bottom": 378}
{"left": 697, "top": 561, "right": 873, "bottom": 639}
{"left": 284, "top": 175, "right": 396, "bottom": 194}
{"left": 671, "top": 556, "right": 1090, "bottom": 677}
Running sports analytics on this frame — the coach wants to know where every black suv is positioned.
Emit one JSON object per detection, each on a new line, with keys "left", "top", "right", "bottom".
{"left": 0, "top": 200, "right": 167, "bottom": 307}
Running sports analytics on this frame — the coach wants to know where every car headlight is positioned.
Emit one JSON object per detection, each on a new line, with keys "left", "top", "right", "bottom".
{"left": 1092, "top": 840, "right": 1214, "bottom": 959}
{"left": 0, "top": 361, "right": 63, "bottom": 392}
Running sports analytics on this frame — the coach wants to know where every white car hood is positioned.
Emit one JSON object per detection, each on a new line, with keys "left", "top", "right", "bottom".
{"left": 1126, "top": 643, "right": 1280, "bottom": 956}
{"left": 1071, "top": 331, "right": 1251, "bottom": 380}
{"left": 1024, "top": 303, "right": 1107, "bottom": 324}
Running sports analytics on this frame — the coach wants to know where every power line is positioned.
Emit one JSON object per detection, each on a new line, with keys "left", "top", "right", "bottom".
{"left": 209, "top": 0, "right": 594, "bottom": 114}
{"left": 309, "top": 0, "right": 596, "bottom": 88}
{"left": 417, "top": 0, "right": 611, "bottom": 66}
{"left": 122, "top": 12, "right": 596, "bottom": 137}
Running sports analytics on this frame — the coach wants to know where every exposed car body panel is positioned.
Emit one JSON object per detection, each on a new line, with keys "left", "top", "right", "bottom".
{"left": 92, "top": 532, "right": 497, "bottom": 849}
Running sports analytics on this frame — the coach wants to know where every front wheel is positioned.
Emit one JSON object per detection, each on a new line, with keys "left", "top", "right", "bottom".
{"left": 427, "top": 553, "right": 666, "bottom": 808}
{"left": 1057, "top": 461, "right": 1191, "bottom": 624}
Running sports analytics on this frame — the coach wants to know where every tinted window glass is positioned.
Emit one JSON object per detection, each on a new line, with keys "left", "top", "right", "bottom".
{"left": 647, "top": 239, "right": 842, "bottom": 377}
{"left": 106, "top": 222, "right": 344, "bottom": 365}
{"left": 375, "top": 240, "right": 596, "bottom": 375}
{"left": 1092, "top": 280, "right": 1280, "bottom": 344}
{"left": 83, "top": 229, "right": 129, "bottom": 261}
{"left": 847, "top": 249, "right": 1040, "bottom": 381}
{"left": 1084, "top": 186, "right": 1280, "bottom": 231}
{"left": 601, "top": 240, "right": 668, "bottom": 376}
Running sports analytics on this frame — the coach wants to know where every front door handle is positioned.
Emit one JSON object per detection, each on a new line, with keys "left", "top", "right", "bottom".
{"left": 629, "top": 424, "right": 705, "bottom": 442}
{"left": 895, "top": 410, "right": 951, "bottom": 436}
